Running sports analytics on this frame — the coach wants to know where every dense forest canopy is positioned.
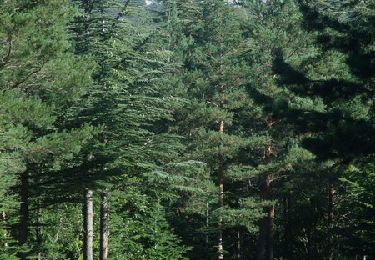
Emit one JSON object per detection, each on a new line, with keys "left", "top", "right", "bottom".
{"left": 0, "top": 0, "right": 374, "bottom": 259}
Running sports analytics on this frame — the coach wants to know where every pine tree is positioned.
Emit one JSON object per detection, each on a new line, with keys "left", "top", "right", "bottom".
{"left": 70, "top": 0, "right": 189, "bottom": 258}
{"left": 1, "top": 0, "right": 374, "bottom": 258}
{"left": 0, "top": 0, "right": 95, "bottom": 258}
{"left": 270, "top": 0, "right": 375, "bottom": 258}
{"left": 232, "top": 1, "right": 318, "bottom": 258}
{"left": 167, "top": 1, "right": 272, "bottom": 258}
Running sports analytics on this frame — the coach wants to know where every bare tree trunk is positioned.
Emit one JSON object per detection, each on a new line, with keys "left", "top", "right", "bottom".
{"left": 328, "top": 183, "right": 334, "bottom": 226}
{"left": 206, "top": 200, "right": 209, "bottom": 247}
{"left": 218, "top": 120, "right": 224, "bottom": 260}
{"left": 256, "top": 173, "right": 274, "bottom": 260}
{"left": 328, "top": 183, "right": 335, "bottom": 257}
{"left": 266, "top": 205, "right": 274, "bottom": 260}
{"left": 256, "top": 218, "right": 267, "bottom": 260}
{"left": 2, "top": 211, "right": 8, "bottom": 248}
{"left": 100, "top": 191, "right": 109, "bottom": 260}
{"left": 237, "top": 230, "right": 241, "bottom": 259}
{"left": 36, "top": 203, "right": 42, "bottom": 260}
{"left": 19, "top": 171, "right": 29, "bottom": 245}
{"left": 83, "top": 189, "right": 94, "bottom": 260}
{"left": 18, "top": 171, "right": 29, "bottom": 260}
{"left": 283, "top": 196, "right": 291, "bottom": 257}
{"left": 256, "top": 117, "right": 276, "bottom": 260}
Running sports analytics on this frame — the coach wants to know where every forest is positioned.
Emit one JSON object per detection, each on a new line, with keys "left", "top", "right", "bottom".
{"left": 0, "top": 0, "right": 374, "bottom": 259}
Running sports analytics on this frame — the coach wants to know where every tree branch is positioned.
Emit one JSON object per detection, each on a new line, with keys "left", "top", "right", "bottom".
{"left": 0, "top": 33, "right": 13, "bottom": 69}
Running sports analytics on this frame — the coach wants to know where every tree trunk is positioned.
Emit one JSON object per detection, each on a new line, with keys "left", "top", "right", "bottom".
{"left": 2, "top": 211, "right": 8, "bottom": 248}
{"left": 283, "top": 196, "right": 291, "bottom": 257}
{"left": 206, "top": 199, "right": 209, "bottom": 253}
{"left": 266, "top": 205, "right": 274, "bottom": 260}
{"left": 256, "top": 207, "right": 274, "bottom": 260}
{"left": 256, "top": 118, "right": 275, "bottom": 260}
{"left": 237, "top": 230, "right": 241, "bottom": 259}
{"left": 218, "top": 120, "right": 224, "bottom": 260}
{"left": 328, "top": 183, "right": 334, "bottom": 226}
{"left": 256, "top": 173, "right": 274, "bottom": 260}
{"left": 36, "top": 203, "right": 42, "bottom": 260}
{"left": 19, "top": 171, "right": 29, "bottom": 246}
{"left": 83, "top": 189, "right": 94, "bottom": 260}
{"left": 17, "top": 171, "right": 29, "bottom": 260}
{"left": 100, "top": 191, "right": 109, "bottom": 260}
{"left": 328, "top": 183, "right": 335, "bottom": 257}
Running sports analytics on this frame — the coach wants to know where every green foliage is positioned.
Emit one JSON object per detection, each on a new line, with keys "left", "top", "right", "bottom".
{"left": 270, "top": 0, "right": 375, "bottom": 258}
{"left": 68, "top": 0, "right": 191, "bottom": 258}
{"left": 0, "top": 0, "right": 95, "bottom": 257}
{"left": 1, "top": 0, "right": 374, "bottom": 259}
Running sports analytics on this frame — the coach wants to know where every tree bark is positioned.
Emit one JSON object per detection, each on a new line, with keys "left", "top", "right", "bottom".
{"left": 19, "top": 171, "right": 29, "bottom": 246}
{"left": 328, "top": 183, "right": 335, "bottom": 257}
{"left": 206, "top": 200, "right": 209, "bottom": 246}
{"left": 83, "top": 189, "right": 94, "bottom": 260}
{"left": 17, "top": 171, "right": 29, "bottom": 260}
{"left": 218, "top": 120, "right": 224, "bottom": 260}
{"left": 266, "top": 205, "right": 274, "bottom": 260}
{"left": 256, "top": 173, "right": 274, "bottom": 260}
{"left": 36, "top": 203, "right": 42, "bottom": 260}
{"left": 237, "top": 230, "right": 241, "bottom": 259}
{"left": 328, "top": 183, "right": 334, "bottom": 226}
{"left": 2, "top": 211, "right": 8, "bottom": 248}
{"left": 256, "top": 117, "right": 275, "bottom": 260}
{"left": 100, "top": 191, "right": 109, "bottom": 260}
{"left": 283, "top": 196, "right": 291, "bottom": 257}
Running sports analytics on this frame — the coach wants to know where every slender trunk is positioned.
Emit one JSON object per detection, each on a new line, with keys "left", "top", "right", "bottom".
{"left": 36, "top": 203, "right": 42, "bottom": 260}
{"left": 328, "top": 183, "right": 335, "bottom": 257}
{"left": 328, "top": 183, "right": 334, "bottom": 226}
{"left": 256, "top": 118, "right": 275, "bottom": 260}
{"left": 283, "top": 196, "right": 291, "bottom": 257}
{"left": 256, "top": 218, "right": 267, "bottom": 260}
{"left": 100, "top": 191, "right": 109, "bottom": 260}
{"left": 83, "top": 194, "right": 87, "bottom": 258}
{"left": 83, "top": 190, "right": 94, "bottom": 260}
{"left": 237, "top": 230, "right": 241, "bottom": 259}
{"left": 206, "top": 200, "right": 209, "bottom": 244}
{"left": 18, "top": 171, "right": 29, "bottom": 260}
{"left": 283, "top": 196, "right": 288, "bottom": 235}
{"left": 256, "top": 173, "right": 274, "bottom": 260}
{"left": 19, "top": 171, "right": 29, "bottom": 246}
{"left": 266, "top": 205, "right": 274, "bottom": 260}
{"left": 218, "top": 120, "right": 224, "bottom": 260}
{"left": 2, "top": 211, "right": 8, "bottom": 248}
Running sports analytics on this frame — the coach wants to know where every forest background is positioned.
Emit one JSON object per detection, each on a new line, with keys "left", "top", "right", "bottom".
{"left": 0, "top": 0, "right": 374, "bottom": 259}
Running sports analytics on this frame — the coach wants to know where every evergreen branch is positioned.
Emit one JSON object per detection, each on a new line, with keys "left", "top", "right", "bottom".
{"left": 10, "top": 63, "right": 46, "bottom": 90}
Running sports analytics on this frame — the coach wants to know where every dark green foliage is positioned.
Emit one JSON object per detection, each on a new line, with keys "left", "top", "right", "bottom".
{"left": 270, "top": 0, "right": 375, "bottom": 258}
{"left": 69, "top": 0, "right": 189, "bottom": 258}
{"left": 1, "top": 0, "right": 374, "bottom": 259}
{"left": 0, "top": 0, "right": 95, "bottom": 258}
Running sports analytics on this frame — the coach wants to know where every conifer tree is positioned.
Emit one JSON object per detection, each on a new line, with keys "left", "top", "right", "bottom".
{"left": 70, "top": 0, "right": 189, "bottom": 258}
{"left": 0, "top": 0, "right": 95, "bottom": 258}
{"left": 1, "top": 0, "right": 374, "bottom": 258}
{"left": 167, "top": 1, "right": 271, "bottom": 258}
{"left": 271, "top": 0, "right": 375, "bottom": 257}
